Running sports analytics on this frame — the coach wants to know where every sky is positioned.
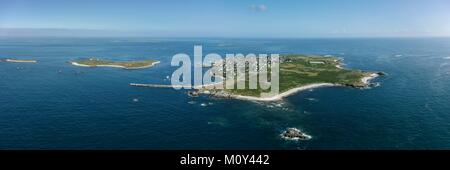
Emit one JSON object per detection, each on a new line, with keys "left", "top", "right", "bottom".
{"left": 0, "top": 0, "right": 449, "bottom": 38}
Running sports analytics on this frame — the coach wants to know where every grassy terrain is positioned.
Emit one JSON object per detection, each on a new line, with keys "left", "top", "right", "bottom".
{"left": 73, "top": 58, "right": 158, "bottom": 69}
{"left": 217, "top": 55, "right": 375, "bottom": 97}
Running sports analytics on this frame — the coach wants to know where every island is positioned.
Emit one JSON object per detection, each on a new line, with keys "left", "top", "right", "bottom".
{"left": 281, "top": 127, "right": 312, "bottom": 141}
{"left": 198, "top": 55, "right": 384, "bottom": 101}
{"left": 71, "top": 58, "right": 160, "bottom": 69}
{"left": 3, "top": 58, "right": 38, "bottom": 63}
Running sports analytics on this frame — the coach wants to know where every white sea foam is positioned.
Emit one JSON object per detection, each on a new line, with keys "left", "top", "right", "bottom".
{"left": 361, "top": 73, "right": 379, "bottom": 84}
{"left": 305, "top": 98, "right": 318, "bottom": 102}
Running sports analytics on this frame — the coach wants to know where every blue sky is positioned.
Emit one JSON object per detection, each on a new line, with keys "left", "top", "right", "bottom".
{"left": 0, "top": 0, "right": 449, "bottom": 37}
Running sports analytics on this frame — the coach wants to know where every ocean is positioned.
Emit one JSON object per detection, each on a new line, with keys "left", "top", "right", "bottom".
{"left": 1, "top": 37, "right": 450, "bottom": 149}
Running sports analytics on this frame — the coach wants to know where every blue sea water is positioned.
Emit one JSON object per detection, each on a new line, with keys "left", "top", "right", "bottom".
{"left": 1, "top": 37, "right": 450, "bottom": 149}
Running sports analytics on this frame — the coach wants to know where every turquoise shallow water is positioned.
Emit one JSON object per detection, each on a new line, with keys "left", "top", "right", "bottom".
{"left": 0, "top": 37, "right": 450, "bottom": 149}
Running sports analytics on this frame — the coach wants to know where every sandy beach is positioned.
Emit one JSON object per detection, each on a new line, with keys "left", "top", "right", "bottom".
{"left": 229, "top": 83, "right": 337, "bottom": 101}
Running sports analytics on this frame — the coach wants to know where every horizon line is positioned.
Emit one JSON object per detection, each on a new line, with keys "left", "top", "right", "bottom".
{"left": 1, "top": 28, "right": 449, "bottom": 39}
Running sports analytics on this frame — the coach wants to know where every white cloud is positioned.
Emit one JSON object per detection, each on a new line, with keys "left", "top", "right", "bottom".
{"left": 250, "top": 4, "right": 268, "bottom": 12}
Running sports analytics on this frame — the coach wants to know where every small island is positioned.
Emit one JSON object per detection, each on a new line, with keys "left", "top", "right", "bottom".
{"left": 199, "top": 55, "right": 384, "bottom": 101}
{"left": 71, "top": 58, "right": 160, "bottom": 69}
{"left": 281, "top": 128, "right": 312, "bottom": 141}
{"left": 3, "top": 58, "right": 38, "bottom": 63}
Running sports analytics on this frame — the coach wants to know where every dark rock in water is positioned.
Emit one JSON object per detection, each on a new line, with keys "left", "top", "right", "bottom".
{"left": 211, "top": 91, "right": 233, "bottom": 99}
{"left": 187, "top": 90, "right": 200, "bottom": 97}
{"left": 281, "top": 128, "right": 311, "bottom": 140}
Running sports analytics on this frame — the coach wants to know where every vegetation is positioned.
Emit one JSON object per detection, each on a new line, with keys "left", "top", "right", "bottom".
{"left": 72, "top": 58, "right": 158, "bottom": 69}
